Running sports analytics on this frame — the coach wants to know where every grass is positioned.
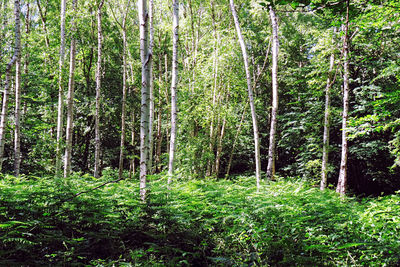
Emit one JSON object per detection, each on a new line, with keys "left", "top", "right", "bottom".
{"left": 1, "top": 171, "right": 400, "bottom": 266}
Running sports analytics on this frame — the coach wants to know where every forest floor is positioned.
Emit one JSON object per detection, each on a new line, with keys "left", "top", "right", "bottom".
{"left": 1, "top": 171, "right": 399, "bottom": 266}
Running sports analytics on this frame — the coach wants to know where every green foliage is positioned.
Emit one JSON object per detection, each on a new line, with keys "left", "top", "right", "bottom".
{"left": 1, "top": 174, "right": 399, "bottom": 265}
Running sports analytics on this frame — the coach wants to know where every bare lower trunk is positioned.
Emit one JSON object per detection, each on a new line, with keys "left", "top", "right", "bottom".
{"left": 337, "top": 0, "right": 350, "bottom": 195}
{"left": 129, "top": 111, "right": 136, "bottom": 179}
{"left": 148, "top": 0, "right": 154, "bottom": 174}
{"left": 320, "top": 42, "right": 335, "bottom": 190}
{"left": 56, "top": 0, "right": 67, "bottom": 176}
{"left": 0, "top": 0, "right": 21, "bottom": 172}
{"left": 230, "top": 0, "right": 261, "bottom": 190}
{"left": 214, "top": 118, "right": 226, "bottom": 177}
{"left": 139, "top": 0, "right": 150, "bottom": 201}
{"left": 64, "top": 0, "right": 77, "bottom": 178}
{"left": 266, "top": 6, "right": 279, "bottom": 180}
{"left": 168, "top": 0, "right": 179, "bottom": 183}
{"left": 94, "top": 0, "right": 104, "bottom": 178}
{"left": 118, "top": 3, "right": 129, "bottom": 179}
{"left": 14, "top": 54, "right": 21, "bottom": 176}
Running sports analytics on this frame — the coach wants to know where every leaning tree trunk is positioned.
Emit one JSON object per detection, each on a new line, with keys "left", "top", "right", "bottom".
{"left": 320, "top": 34, "right": 335, "bottom": 190}
{"left": 64, "top": 0, "right": 77, "bottom": 178}
{"left": 337, "top": 0, "right": 350, "bottom": 195}
{"left": 139, "top": 0, "right": 151, "bottom": 201}
{"left": 230, "top": 0, "right": 261, "bottom": 189}
{"left": 0, "top": 0, "right": 21, "bottom": 172}
{"left": 266, "top": 6, "right": 279, "bottom": 180}
{"left": 55, "top": 0, "right": 67, "bottom": 176}
{"left": 168, "top": 0, "right": 179, "bottom": 183}
{"left": 94, "top": 0, "right": 104, "bottom": 178}
{"left": 118, "top": 1, "right": 130, "bottom": 180}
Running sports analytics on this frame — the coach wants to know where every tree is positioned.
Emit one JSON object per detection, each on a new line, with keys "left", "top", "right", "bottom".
{"left": 320, "top": 31, "right": 335, "bottom": 190}
{"left": 64, "top": 0, "right": 78, "bottom": 178}
{"left": 336, "top": 0, "right": 350, "bottom": 195}
{"left": 94, "top": 0, "right": 105, "bottom": 178}
{"left": 230, "top": 0, "right": 261, "bottom": 189}
{"left": 56, "top": 0, "right": 67, "bottom": 176}
{"left": 266, "top": 5, "right": 279, "bottom": 180}
{"left": 0, "top": 0, "right": 21, "bottom": 172}
{"left": 139, "top": 0, "right": 151, "bottom": 200}
{"left": 168, "top": 0, "right": 179, "bottom": 182}
{"left": 148, "top": 0, "right": 155, "bottom": 174}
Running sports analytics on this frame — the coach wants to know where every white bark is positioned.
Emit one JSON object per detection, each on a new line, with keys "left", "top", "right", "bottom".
{"left": 94, "top": 0, "right": 104, "bottom": 178}
{"left": 266, "top": 6, "right": 279, "bottom": 180}
{"left": 337, "top": 0, "right": 350, "bottom": 195}
{"left": 56, "top": 0, "right": 67, "bottom": 176}
{"left": 139, "top": 0, "right": 150, "bottom": 200}
{"left": 0, "top": 0, "right": 21, "bottom": 172}
{"left": 64, "top": 0, "right": 78, "bottom": 178}
{"left": 148, "top": 0, "right": 155, "bottom": 174}
{"left": 230, "top": 0, "right": 261, "bottom": 189}
{"left": 168, "top": 0, "right": 179, "bottom": 182}
{"left": 118, "top": 0, "right": 130, "bottom": 180}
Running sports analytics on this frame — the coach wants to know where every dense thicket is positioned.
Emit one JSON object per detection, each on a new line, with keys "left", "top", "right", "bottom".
{"left": 0, "top": 1, "right": 399, "bottom": 193}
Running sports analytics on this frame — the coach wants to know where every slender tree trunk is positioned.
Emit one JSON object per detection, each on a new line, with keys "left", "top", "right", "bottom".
{"left": 118, "top": 2, "right": 130, "bottom": 180}
{"left": 139, "top": 0, "right": 151, "bottom": 201}
{"left": 155, "top": 52, "right": 163, "bottom": 172}
{"left": 129, "top": 110, "right": 136, "bottom": 179}
{"left": 94, "top": 0, "right": 104, "bottom": 178}
{"left": 13, "top": 37, "right": 22, "bottom": 176}
{"left": 230, "top": 0, "right": 261, "bottom": 189}
{"left": 168, "top": 0, "right": 179, "bottom": 182}
{"left": 337, "top": 0, "right": 350, "bottom": 195}
{"left": 164, "top": 53, "right": 170, "bottom": 155}
{"left": 320, "top": 38, "right": 335, "bottom": 190}
{"left": 207, "top": 7, "right": 219, "bottom": 176}
{"left": 0, "top": 0, "right": 21, "bottom": 172}
{"left": 36, "top": 0, "right": 50, "bottom": 51}
{"left": 64, "top": 0, "right": 77, "bottom": 178}
{"left": 214, "top": 118, "right": 226, "bottom": 177}
{"left": 266, "top": 6, "right": 279, "bottom": 180}
{"left": 56, "top": 0, "right": 67, "bottom": 176}
{"left": 148, "top": 0, "right": 155, "bottom": 174}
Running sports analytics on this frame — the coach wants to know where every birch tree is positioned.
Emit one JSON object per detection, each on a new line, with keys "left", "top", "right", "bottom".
{"left": 94, "top": 0, "right": 104, "bottom": 178}
{"left": 148, "top": 0, "right": 155, "bottom": 174}
{"left": 168, "top": 0, "right": 179, "bottom": 182}
{"left": 230, "top": 0, "right": 261, "bottom": 189}
{"left": 56, "top": 0, "right": 67, "bottom": 176}
{"left": 266, "top": 5, "right": 279, "bottom": 180}
{"left": 13, "top": 20, "right": 22, "bottom": 176}
{"left": 337, "top": 0, "right": 350, "bottom": 195}
{"left": 0, "top": 0, "right": 21, "bottom": 172}
{"left": 139, "top": 0, "right": 151, "bottom": 200}
{"left": 64, "top": 0, "right": 78, "bottom": 178}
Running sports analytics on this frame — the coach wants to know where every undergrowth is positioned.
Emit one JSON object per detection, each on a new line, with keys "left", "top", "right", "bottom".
{"left": 1, "top": 172, "right": 399, "bottom": 266}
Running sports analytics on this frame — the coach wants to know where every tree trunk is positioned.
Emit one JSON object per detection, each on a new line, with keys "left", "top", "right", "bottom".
{"left": 129, "top": 110, "right": 135, "bottom": 179}
{"left": 118, "top": 1, "right": 130, "bottom": 180}
{"left": 337, "top": 0, "right": 350, "bottom": 195}
{"left": 320, "top": 36, "right": 335, "bottom": 190}
{"left": 56, "top": 0, "right": 67, "bottom": 176}
{"left": 0, "top": 0, "right": 21, "bottom": 172}
{"left": 139, "top": 0, "right": 151, "bottom": 201}
{"left": 168, "top": 0, "right": 179, "bottom": 182}
{"left": 64, "top": 0, "right": 77, "bottom": 178}
{"left": 14, "top": 3, "right": 29, "bottom": 177}
{"left": 266, "top": 6, "right": 279, "bottom": 180}
{"left": 230, "top": 0, "right": 261, "bottom": 190}
{"left": 94, "top": 0, "right": 104, "bottom": 178}
{"left": 148, "top": 0, "right": 155, "bottom": 174}
{"left": 214, "top": 118, "right": 226, "bottom": 177}
{"left": 155, "top": 50, "right": 163, "bottom": 172}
